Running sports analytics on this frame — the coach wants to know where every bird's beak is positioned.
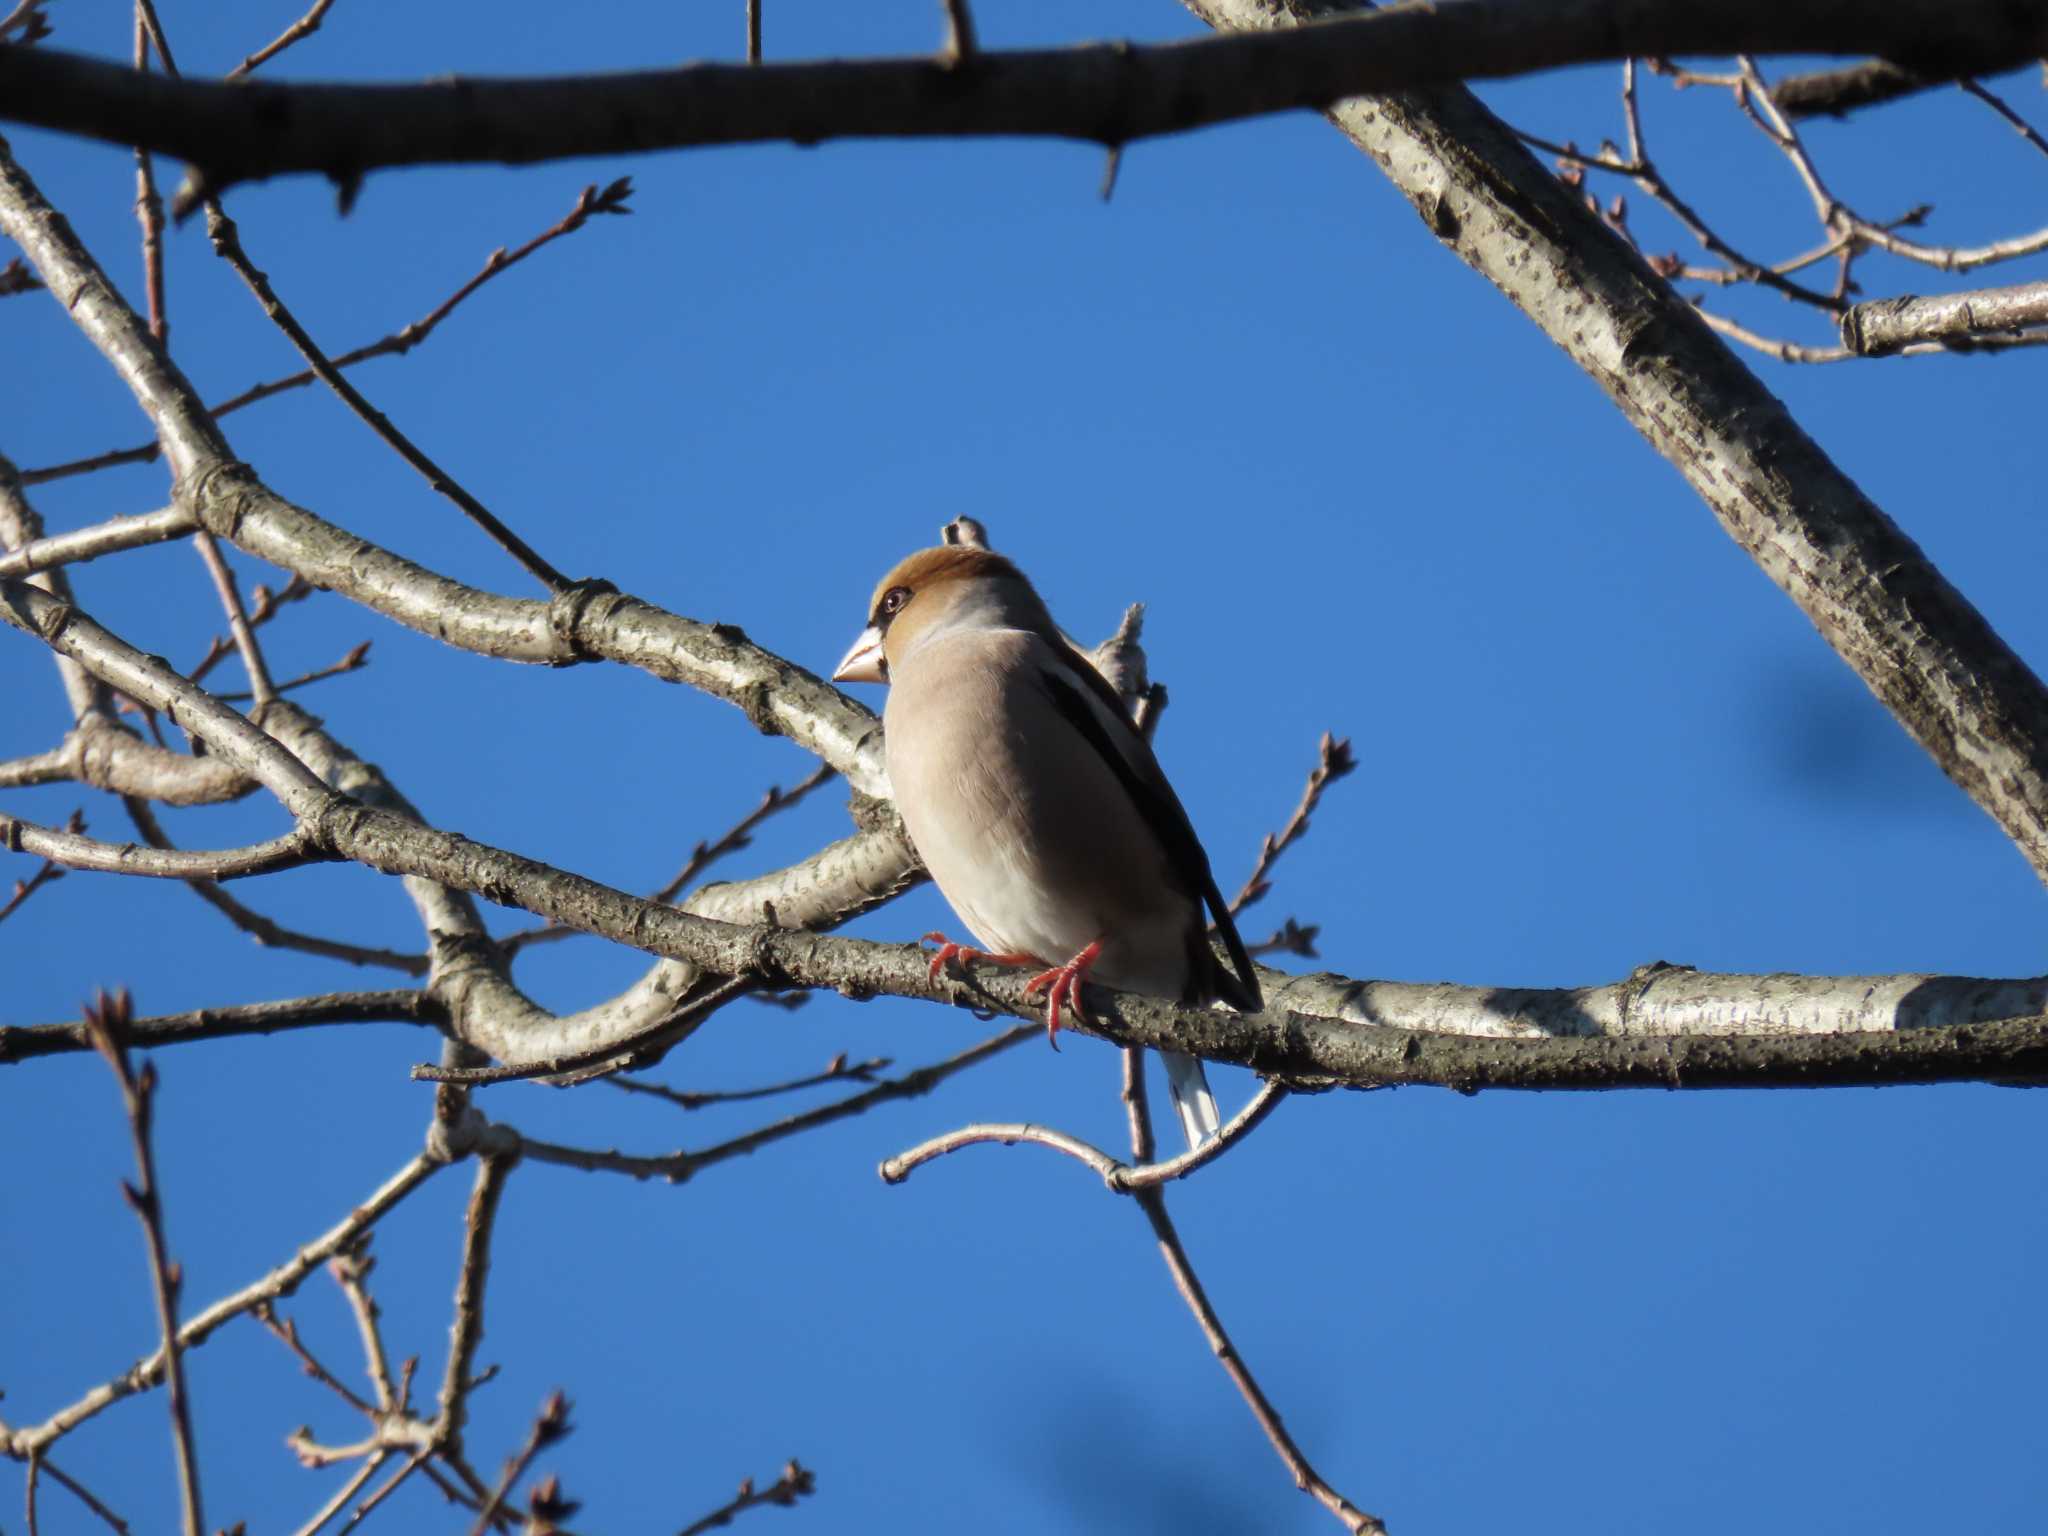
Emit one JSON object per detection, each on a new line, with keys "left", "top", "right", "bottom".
{"left": 832, "top": 625, "right": 887, "bottom": 684}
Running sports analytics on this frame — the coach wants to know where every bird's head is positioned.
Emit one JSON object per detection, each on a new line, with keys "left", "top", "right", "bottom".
{"left": 832, "top": 544, "right": 1051, "bottom": 684}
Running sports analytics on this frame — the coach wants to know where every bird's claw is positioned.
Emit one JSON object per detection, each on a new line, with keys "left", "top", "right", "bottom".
{"left": 922, "top": 931, "right": 980, "bottom": 982}
{"left": 1023, "top": 939, "right": 1103, "bottom": 1050}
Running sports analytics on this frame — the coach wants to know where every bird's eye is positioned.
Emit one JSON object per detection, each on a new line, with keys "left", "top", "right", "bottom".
{"left": 878, "top": 586, "right": 911, "bottom": 619}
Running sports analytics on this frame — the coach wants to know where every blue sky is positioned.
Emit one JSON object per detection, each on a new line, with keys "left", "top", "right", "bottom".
{"left": 4, "top": 4, "right": 2045, "bottom": 1533}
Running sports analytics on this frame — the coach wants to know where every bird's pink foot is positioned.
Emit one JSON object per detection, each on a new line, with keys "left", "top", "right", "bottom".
{"left": 1023, "top": 939, "right": 1103, "bottom": 1050}
{"left": 922, "top": 932, "right": 1040, "bottom": 983}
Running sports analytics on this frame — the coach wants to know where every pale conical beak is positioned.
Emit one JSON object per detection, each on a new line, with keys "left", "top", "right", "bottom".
{"left": 832, "top": 625, "right": 887, "bottom": 684}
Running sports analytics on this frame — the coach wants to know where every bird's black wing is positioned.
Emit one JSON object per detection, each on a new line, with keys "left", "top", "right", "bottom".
{"left": 1035, "top": 645, "right": 1262, "bottom": 1012}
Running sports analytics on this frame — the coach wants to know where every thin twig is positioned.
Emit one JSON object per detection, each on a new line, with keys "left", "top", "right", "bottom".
{"left": 120, "top": 798, "right": 418, "bottom": 977}
{"left": 334, "top": 1450, "right": 427, "bottom": 1535}
{"left": 879, "top": 1080, "right": 1287, "bottom": 1190}
{"left": 412, "top": 975, "right": 757, "bottom": 1085}
{"left": 9, "top": 1150, "right": 444, "bottom": 1455}
{"left": 500, "top": 762, "right": 834, "bottom": 956}
{"left": 0, "top": 813, "right": 77, "bottom": 923}
{"left": 31, "top": 1456, "right": 128, "bottom": 1535}
{"left": 519, "top": 1025, "right": 1033, "bottom": 1183}
{"left": 1960, "top": 77, "right": 2048, "bottom": 161}
{"left": 130, "top": 7, "right": 168, "bottom": 345}
{"left": 1245, "top": 917, "right": 1320, "bottom": 959}
{"left": 606, "top": 1052, "right": 891, "bottom": 1111}
{"left": 217, "top": 640, "right": 371, "bottom": 702}
{"left": 435, "top": 1153, "right": 518, "bottom": 1448}
{"left": 288, "top": 1451, "right": 388, "bottom": 1536}
{"left": 676, "top": 1460, "right": 816, "bottom": 1536}
{"left": 24, "top": 182, "right": 633, "bottom": 487}
{"left": 202, "top": 201, "right": 574, "bottom": 592}
{"left": 330, "top": 1243, "right": 399, "bottom": 1412}
{"left": 190, "top": 527, "right": 278, "bottom": 712}
{"left": 228, "top": 0, "right": 340, "bottom": 77}
{"left": 466, "top": 1392, "right": 571, "bottom": 1536}
{"left": 940, "top": 0, "right": 976, "bottom": 61}
{"left": 1228, "top": 731, "right": 1355, "bottom": 915}
{"left": 0, "top": 0, "right": 51, "bottom": 44}
{"left": 256, "top": 1304, "right": 374, "bottom": 1417}
{"left": 0, "top": 254, "right": 41, "bottom": 293}
{"left": 189, "top": 573, "right": 314, "bottom": 685}
{"left": 83, "top": 988, "right": 204, "bottom": 1536}
{"left": 1134, "top": 1183, "right": 1382, "bottom": 1533}
{"left": 1692, "top": 305, "right": 1854, "bottom": 362}
{"left": 745, "top": 0, "right": 760, "bottom": 63}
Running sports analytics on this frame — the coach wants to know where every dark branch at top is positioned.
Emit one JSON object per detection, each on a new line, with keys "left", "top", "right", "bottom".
{"left": 0, "top": 0, "right": 2038, "bottom": 206}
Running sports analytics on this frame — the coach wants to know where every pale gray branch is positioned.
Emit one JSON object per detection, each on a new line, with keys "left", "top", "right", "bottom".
{"left": 1842, "top": 280, "right": 2048, "bottom": 355}
{"left": 1183, "top": 0, "right": 2048, "bottom": 888}
{"left": 10, "top": 569, "right": 2048, "bottom": 1093}
{"left": 0, "top": 503, "right": 197, "bottom": 578}
{"left": 0, "top": 136, "right": 889, "bottom": 796}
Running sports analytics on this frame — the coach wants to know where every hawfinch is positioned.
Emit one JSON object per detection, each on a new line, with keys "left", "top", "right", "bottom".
{"left": 832, "top": 540, "right": 1261, "bottom": 1149}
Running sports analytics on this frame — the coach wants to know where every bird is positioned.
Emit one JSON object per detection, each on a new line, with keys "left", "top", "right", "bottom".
{"left": 831, "top": 532, "right": 1261, "bottom": 1149}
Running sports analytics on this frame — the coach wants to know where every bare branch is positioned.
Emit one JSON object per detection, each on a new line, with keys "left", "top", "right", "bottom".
{"left": 1961, "top": 76, "right": 2048, "bottom": 161}
{"left": 256, "top": 1304, "right": 375, "bottom": 1419}
{"left": 29, "top": 1456, "right": 127, "bottom": 1535}
{"left": 501, "top": 761, "right": 835, "bottom": 957}
{"left": 516, "top": 1026, "right": 1033, "bottom": 1182}
{"left": 4, "top": 1150, "right": 445, "bottom": 1458}
{"left": 82, "top": 989, "right": 204, "bottom": 1536}
{"left": 0, "top": 2, "right": 51, "bottom": 45}
{"left": 0, "top": 806, "right": 319, "bottom": 879}
{"left": 435, "top": 1152, "right": 517, "bottom": 1449}
{"left": 24, "top": 181, "right": 632, "bottom": 490}
{"left": 880, "top": 1080, "right": 1287, "bottom": 1189}
{"left": 1770, "top": 55, "right": 2038, "bottom": 119}
{"left": 190, "top": 526, "right": 278, "bottom": 711}
{"left": 0, "top": 812, "right": 75, "bottom": 923}
{"left": 466, "top": 1392, "right": 570, "bottom": 1536}
{"left": 1182, "top": 0, "right": 2048, "bottom": 889}
{"left": 0, "top": 504, "right": 195, "bottom": 578}
{"left": 1134, "top": 1183, "right": 1382, "bottom": 1533}
{"left": 228, "top": 0, "right": 340, "bottom": 78}
{"left": 288, "top": 1452, "right": 388, "bottom": 1536}
{"left": 1228, "top": 731, "right": 1355, "bottom": 914}
{"left": 202, "top": 201, "right": 573, "bottom": 593}
{"left": 606, "top": 1052, "right": 892, "bottom": 1111}
{"left": 1841, "top": 279, "right": 2048, "bottom": 355}
{"left": 0, "top": 989, "right": 440, "bottom": 1064}
{"left": 675, "top": 1460, "right": 816, "bottom": 1536}
{"left": 0, "top": 2, "right": 2039, "bottom": 203}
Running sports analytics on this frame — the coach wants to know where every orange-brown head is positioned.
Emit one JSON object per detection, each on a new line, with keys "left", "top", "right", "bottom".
{"left": 832, "top": 545, "right": 1053, "bottom": 684}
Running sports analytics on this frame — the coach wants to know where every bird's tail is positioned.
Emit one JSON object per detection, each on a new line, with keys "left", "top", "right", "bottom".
{"left": 1161, "top": 1048, "right": 1221, "bottom": 1150}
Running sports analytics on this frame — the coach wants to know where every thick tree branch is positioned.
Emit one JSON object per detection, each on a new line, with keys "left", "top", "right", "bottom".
{"left": 1183, "top": 0, "right": 2048, "bottom": 888}
{"left": 0, "top": 3, "right": 2038, "bottom": 204}
{"left": 12, "top": 569, "right": 2048, "bottom": 1092}
{"left": 1842, "top": 280, "right": 2048, "bottom": 355}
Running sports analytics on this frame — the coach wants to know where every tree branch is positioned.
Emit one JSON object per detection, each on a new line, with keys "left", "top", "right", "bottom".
{"left": 1841, "top": 279, "right": 2048, "bottom": 355}
{"left": 1181, "top": 0, "right": 2048, "bottom": 889}
{"left": 0, "top": 989, "right": 442, "bottom": 1064}
{"left": 2, "top": 1149, "right": 445, "bottom": 1459}
{"left": 82, "top": 990, "right": 203, "bottom": 1536}
{"left": 0, "top": 2, "right": 2038, "bottom": 204}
